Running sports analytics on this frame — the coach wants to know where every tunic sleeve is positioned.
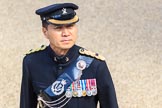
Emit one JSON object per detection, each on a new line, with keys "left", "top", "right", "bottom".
{"left": 96, "top": 61, "right": 118, "bottom": 108}
{"left": 20, "top": 57, "right": 37, "bottom": 108}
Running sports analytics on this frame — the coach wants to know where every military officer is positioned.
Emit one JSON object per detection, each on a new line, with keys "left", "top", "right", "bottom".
{"left": 20, "top": 2, "right": 118, "bottom": 108}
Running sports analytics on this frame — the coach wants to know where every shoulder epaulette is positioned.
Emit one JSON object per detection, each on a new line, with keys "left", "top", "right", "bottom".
{"left": 79, "top": 48, "right": 105, "bottom": 61}
{"left": 25, "top": 45, "right": 47, "bottom": 55}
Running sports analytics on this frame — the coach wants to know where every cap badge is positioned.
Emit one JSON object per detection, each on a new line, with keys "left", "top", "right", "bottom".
{"left": 62, "top": 8, "right": 67, "bottom": 15}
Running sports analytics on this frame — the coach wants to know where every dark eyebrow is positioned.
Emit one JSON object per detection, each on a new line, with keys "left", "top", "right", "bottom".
{"left": 51, "top": 23, "right": 75, "bottom": 29}
{"left": 52, "top": 24, "right": 63, "bottom": 29}
{"left": 65, "top": 23, "right": 75, "bottom": 27}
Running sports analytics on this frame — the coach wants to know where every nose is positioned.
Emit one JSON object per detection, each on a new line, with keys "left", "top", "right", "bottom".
{"left": 62, "top": 27, "right": 70, "bottom": 37}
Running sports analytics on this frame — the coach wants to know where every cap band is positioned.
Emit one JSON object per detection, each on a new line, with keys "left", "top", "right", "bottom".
{"left": 48, "top": 15, "right": 79, "bottom": 25}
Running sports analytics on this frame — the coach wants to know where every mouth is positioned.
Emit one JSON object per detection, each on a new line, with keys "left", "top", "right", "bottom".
{"left": 61, "top": 39, "right": 72, "bottom": 43}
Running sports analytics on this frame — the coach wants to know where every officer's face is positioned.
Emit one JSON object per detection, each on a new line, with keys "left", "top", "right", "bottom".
{"left": 43, "top": 23, "right": 78, "bottom": 51}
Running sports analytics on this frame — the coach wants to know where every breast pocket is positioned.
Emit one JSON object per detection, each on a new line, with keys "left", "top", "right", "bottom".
{"left": 32, "top": 81, "right": 51, "bottom": 94}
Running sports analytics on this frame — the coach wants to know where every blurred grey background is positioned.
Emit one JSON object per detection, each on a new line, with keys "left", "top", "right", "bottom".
{"left": 0, "top": 0, "right": 161, "bottom": 107}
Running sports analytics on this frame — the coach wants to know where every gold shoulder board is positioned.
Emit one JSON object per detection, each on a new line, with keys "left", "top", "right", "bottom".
{"left": 79, "top": 48, "right": 105, "bottom": 61}
{"left": 25, "top": 45, "right": 47, "bottom": 55}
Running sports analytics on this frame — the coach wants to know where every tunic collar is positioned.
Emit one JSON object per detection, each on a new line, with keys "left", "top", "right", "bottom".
{"left": 47, "top": 45, "right": 79, "bottom": 64}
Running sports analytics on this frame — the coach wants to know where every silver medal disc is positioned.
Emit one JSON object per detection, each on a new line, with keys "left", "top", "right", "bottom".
{"left": 86, "top": 90, "right": 92, "bottom": 96}
{"left": 92, "top": 89, "right": 97, "bottom": 96}
{"left": 65, "top": 91, "right": 72, "bottom": 98}
{"left": 77, "top": 89, "right": 82, "bottom": 97}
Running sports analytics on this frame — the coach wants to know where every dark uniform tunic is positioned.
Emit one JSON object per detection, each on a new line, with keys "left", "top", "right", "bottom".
{"left": 20, "top": 45, "right": 118, "bottom": 108}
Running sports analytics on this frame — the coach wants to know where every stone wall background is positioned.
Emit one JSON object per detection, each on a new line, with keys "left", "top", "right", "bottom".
{"left": 0, "top": 0, "right": 161, "bottom": 108}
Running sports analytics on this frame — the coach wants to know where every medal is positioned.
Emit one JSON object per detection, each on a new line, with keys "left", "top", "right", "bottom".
{"left": 65, "top": 85, "right": 72, "bottom": 98}
{"left": 73, "top": 91, "right": 78, "bottom": 97}
{"left": 86, "top": 79, "right": 92, "bottom": 96}
{"left": 91, "top": 79, "right": 97, "bottom": 96}
{"left": 82, "top": 90, "right": 87, "bottom": 96}
{"left": 77, "top": 80, "right": 82, "bottom": 97}
{"left": 72, "top": 82, "right": 78, "bottom": 97}
{"left": 73, "top": 88, "right": 78, "bottom": 97}
{"left": 86, "top": 90, "right": 91, "bottom": 96}
{"left": 82, "top": 80, "right": 87, "bottom": 96}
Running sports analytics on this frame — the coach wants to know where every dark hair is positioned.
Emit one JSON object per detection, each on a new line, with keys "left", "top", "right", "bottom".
{"left": 42, "top": 21, "right": 49, "bottom": 29}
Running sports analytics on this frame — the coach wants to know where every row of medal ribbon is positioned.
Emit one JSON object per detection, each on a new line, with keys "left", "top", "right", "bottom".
{"left": 65, "top": 78, "right": 97, "bottom": 98}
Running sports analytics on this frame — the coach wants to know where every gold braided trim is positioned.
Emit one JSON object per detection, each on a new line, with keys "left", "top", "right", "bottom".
{"left": 48, "top": 15, "right": 79, "bottom": 25}
{"left": 79, "top": 48, "right": 105, "bottom": 61}
{"left": 25, "top": 45, "right": 47, "bottom": 55}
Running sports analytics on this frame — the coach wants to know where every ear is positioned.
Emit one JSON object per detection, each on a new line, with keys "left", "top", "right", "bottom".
{"left": 42, "top": 27, "right": 49, "bottom": 39}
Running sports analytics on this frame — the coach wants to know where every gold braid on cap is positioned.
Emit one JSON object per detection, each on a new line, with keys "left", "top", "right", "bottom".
{"left": 25, "top": 45, "right": 47, "bottom": 55}
{"left": 48, "top": 15, "right": 79, "bottom": 25}
{"left": 79, "top": 48, "right": 105, "bottom": 61}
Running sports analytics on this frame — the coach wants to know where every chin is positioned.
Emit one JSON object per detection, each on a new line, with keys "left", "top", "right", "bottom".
{"left": 61, "top": 44, "right": 74, "bottom": 50}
